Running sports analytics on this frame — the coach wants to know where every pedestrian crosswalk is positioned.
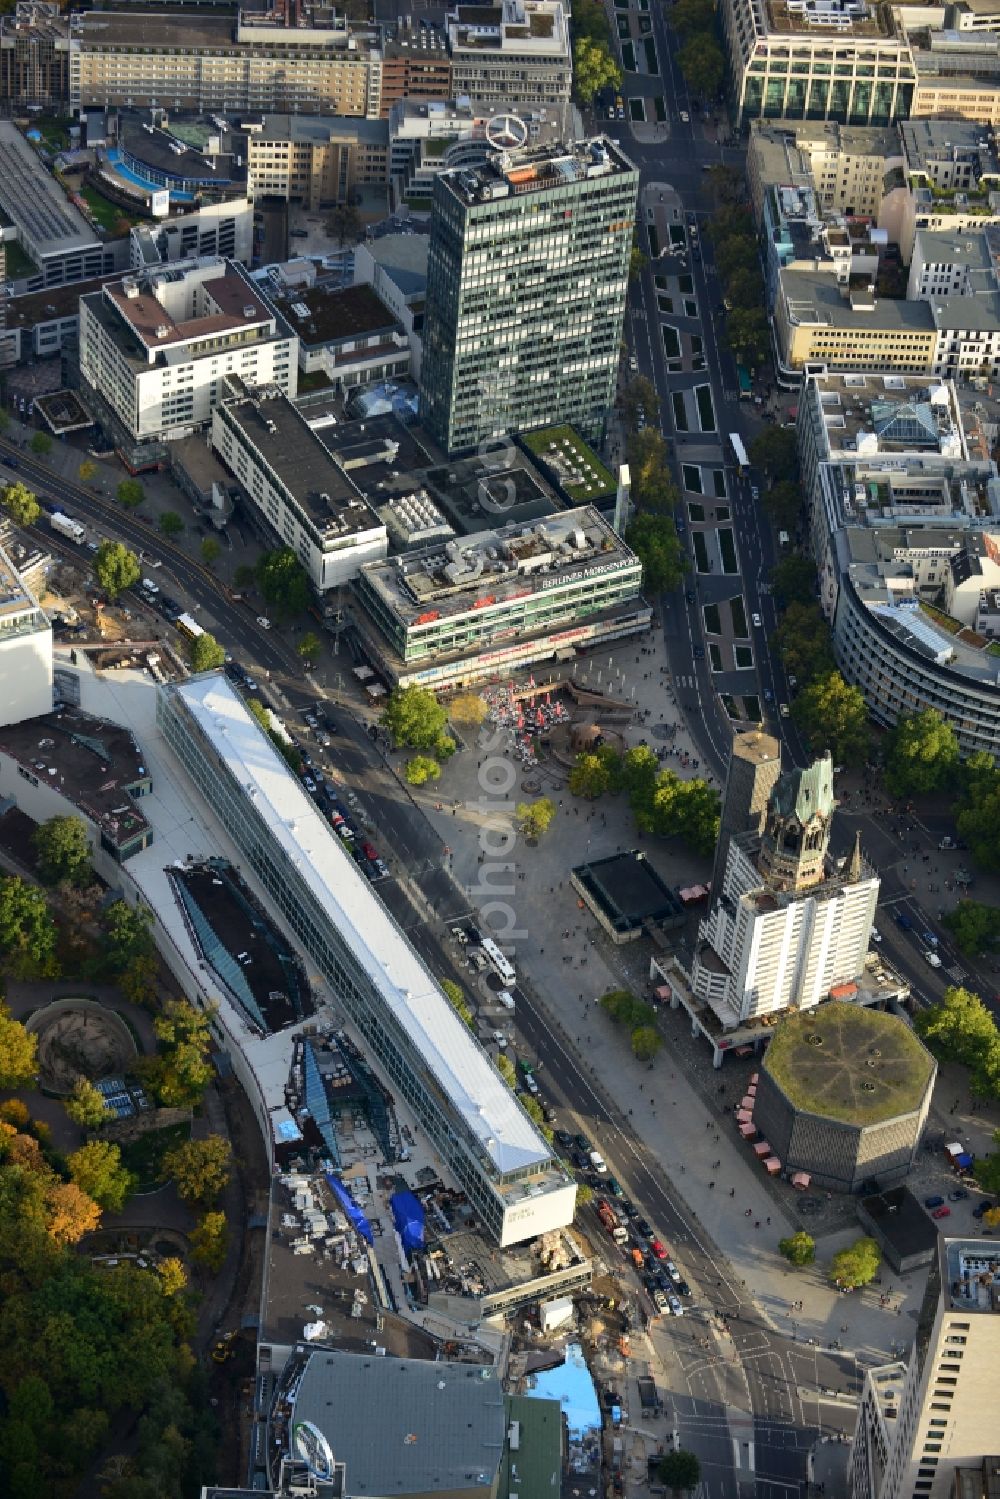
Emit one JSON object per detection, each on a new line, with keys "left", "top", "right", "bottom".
{"left": 673, "top": 674, "right": 698, "bottom": 689}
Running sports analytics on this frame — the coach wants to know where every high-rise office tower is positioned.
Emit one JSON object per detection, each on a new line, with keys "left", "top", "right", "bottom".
{"left": 419, "top": 134, "right": 639, "bottom": 455}
{"left": 851, "top": 1238, "right": 1000, "bottom": 1499}
{"left": 711, "top": 730, "right": 781, "bottom": 892}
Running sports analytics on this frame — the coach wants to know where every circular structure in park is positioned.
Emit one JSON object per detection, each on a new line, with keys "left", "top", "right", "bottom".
{"left": 26, "top": 997, "right": 137, "bottom": 1095}
{"left": 754, "top": 1002, "right": 936, "bottom": 1193}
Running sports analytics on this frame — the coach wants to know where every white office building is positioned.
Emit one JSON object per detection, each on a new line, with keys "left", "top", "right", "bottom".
{"left": 0, "top": 541, "right": 51, "bottom": 726}
{"left": 850, "top": 1238, "right": 1000, "bottom": 1499}
{"left": 691, "top": 756, "right": 879, "bottom": 1026}
{"left": 157, "top": 673, "right": 576, "bottom": 1246}
{"left": 211, "top": 378, "right": 388, "bottom": 593}
{"left": 78, "top": 257, "right": 297, "bottom": 465}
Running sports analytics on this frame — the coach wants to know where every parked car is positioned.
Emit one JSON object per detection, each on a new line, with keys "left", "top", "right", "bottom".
{"left": 948, "top": 1189, "right": 969, "bottom": 1201}
{"left": 922, "top": 929, "right": 939, "bottom": 948}
{"left": 752, "top": 613, "right": 762, "bottom": 628}
{"left": 555, "top": 1130, "right": 574, "bottom": 1152}
{"left": 972, "top": 1201, "right": 993, "bottom": 1219}
{"left": 652, "top": 1288, "right": 670, "bottom": 1314}
{"left": 635, "top": 1218, "right": 653, "bottom": 1239}
{"left": 675, "top": 1279, "right": 691, "bottom": 1297}
{"left": 665, "top": 1260, "right": 682, "bottom": 1284}
{"left": 923, "top": 949, "right": 942, "bottom": 968}
{"left": 895, "top": 912, "right": 913, "bottom": 930}
{"left": 257, "top": 615, "right": 272, "bottom": 630}
{"left": 924, "top": 1195, "right": 945, "bottom": 1209}
{"left": 650, "top": 1239, "right": 668, "bottom": 1260}
{"left": 679, "top": 110, "right": 689, "bottom": 123}
{"left": 932, "top": 1205, "right": 951, "bottom": 1220}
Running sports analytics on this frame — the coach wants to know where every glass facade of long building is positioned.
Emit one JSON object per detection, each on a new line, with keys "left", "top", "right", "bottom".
{"left": 353, "top": 504, "right": 649, "bottom": 686}
{"left": 157, "top": 678, "right": 576, "bottom": 1245}
{"left": 419, "top": 138, "right": 638, "bottom": 455}
{"left": 722, "top": 0, "right": 916, "bottom": 125}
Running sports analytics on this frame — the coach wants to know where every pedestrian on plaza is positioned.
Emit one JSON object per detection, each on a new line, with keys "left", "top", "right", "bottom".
{"left": 766, "top": 1216, "right": 770, "bottom": 1226}
{"left": 709, "top": 1181, "right": 715, "bottom": 1189}
{"left": 745, "top": 1208, "right": 752, "bottom": 1217}
{"left": 755, "top": 1221, "right": 760, "bottom": 1229}
{"left": 730, "top": 1188, "right": 735, "bottom": 1197}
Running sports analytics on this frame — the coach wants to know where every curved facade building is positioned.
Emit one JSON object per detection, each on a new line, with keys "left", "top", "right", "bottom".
{"left": 833, "top": 557, "right": 1000, "bottom": 759}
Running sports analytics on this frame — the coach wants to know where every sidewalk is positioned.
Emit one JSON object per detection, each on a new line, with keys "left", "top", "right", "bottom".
{"left": 414, "top": 628, "right": 938, "bottom": 1367}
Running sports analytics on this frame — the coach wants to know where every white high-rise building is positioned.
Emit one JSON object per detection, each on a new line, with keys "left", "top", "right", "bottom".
{"left": 851, "top": 1238, "right": 1000, "bottom": 1499}
{"left": 691, "top": 755, "right": 879, "bottom": 1026}
{"left": 78, "top": 257, "right": 297, "bottom": 466}
{"left": 0, "top": 541, "right": 51, "bottom": 726}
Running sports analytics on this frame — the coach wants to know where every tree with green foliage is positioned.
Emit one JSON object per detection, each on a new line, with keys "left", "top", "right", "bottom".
{"left": 629, "top": 244, "right": 647, "bottom": 282}
{"left": 571, "top": 0, "right": 613, "bottom": 42}
{"left": 633, "top": 770, "right": 720, "bottom": 855}
{"left": 324, "top": 201, "right": 362, "bottom": 247}
{"left": 659, "top": 1450, "right": 701, "bottom": 1497}
{"left": 779, "top": 1231, "right": 816, "bottom": 1266}
{"left": 29, "top": 430, "right": 52, "bottom": 457}
{"left": 160, "top": 1135, "right": 231, "bottom": 1206}
{"left": 671, "top": 0, "right": 716, "bottom": 36}
{"left": 883, "top": 709, "right": 960, "bottom": 798}
{"left": 751, "top": 425, "right": 799, "bottom": 481}
{"left": 200, "top": 535, "right": 221, "bottom": 568}
{"left": 572, "top": 35, "right": 622, "bottom": 103}
{"left": 678, "top": 31, "right": 725, "bottom": 95}
{"left": 405, "top": 755, "right": 441, "bottom": 786}
{"left": 599, "top": 989, "right": 657, "bottom": 1029}
{"left": 143, "top": 1000, "right": 216, "bottom": 1110}
{"left": 66, "top": 1140, "right": 136, "bottom": 1213}
{"left": 159, "top": 510, "right": 184, "bottom": 538}
{"left": 246, "top": 696, "right": 303, "bottom": 776}
{"left": 705, "top": 163, "right": 743, "bottom": 206}
{"left": 517, "top": 797, "right": 556, "bottom": 840}
{"left": 626, "top": 511, "right": 687, "bottom": 593}
{"left": 957, "top": 784, "right": 1000, "bottom": 874}
{"left": 32, "top": 814, "right": 91, "bottom": 887}
{"left": 234, "top": 563, "right": 256, "bottom": 590}
{"left": 1, "top": 481, "right": 40, "bottom": 527}
{"left": 791, "top": 671, "right": 869, "bottom": 767}
{"left": 94, "top": 538, "right": 141, "bottom": 600}
{"left": 190, "top": 1210, "right": 229, "bottom": 1272}
{"left": 187, "top": 629, "right": 225, "bottom": 673}
{"left": 714, "top": 235, "right": 759, "bottom": 283}
{"left": 627, "top": 427, "right": 678, "bottom": 515}
{"left": 771, "top": 555, "right": 817, "bottom": 607}
{"left": 64, "top": 1077, "right": 108, "bottom": 1131}
{"left": 0, "top": 1001, "right": 38, "bottom": 1090}
{"left": 941, "top": 900, "right": 1000, "bottom": 956}
{"left": 727, "top": 307, "right": 770, "bottom": 366}
{"left": 256, "top": 545, "right": 312, "bottom": 617}
{"left": 771, "top": 602, "right": 834, "bottom": 686}
{"left": 914, "top": 986, "right": 1000, "bottom": 1100}
{"left": 440, "top": 978, "right": 474, "bottom": 1029}
{"left": 631, "top": 1025, "right": 662, "bottom": 1061}
{"left": 519, "top": 1091, "right": 554, "bottom": 1143}
{"left": 497, "top": 1053, "right": 516, "bottom": 1086}
{"left": 763, "top": 479, "right": 801, "bottom": 531}
{"left": 78, "top": 459, "right": 97, "bottom": 484}
{"left": 723, "top": 268, "right": 760, "bottom": 311}
{"left": 973, "top": 1132, "right": 1000, "bottom": 1196}
{"left": 449, "top": 692, "right": 488, "bottom": 727}
{"left": 830, "top": 1236, "right": 881, "bottom": 1290}
{"left": 0, "top": 876, "right": 59, "bottom": 980}
{"left": 569, "top": 751, "right": 613, "bottom": 800}
{"left": 298, "top": 630, "right": 322, "bottom": 662}
{"left": 102, "top": 898, "right": 154, "bottom": 972}
{"left": 117, "top": 478, "right": 145, "bottom": 510}
{"left": 382, "top": 684, "right": 452, "bottom": 751}
{"left": 621, "top": 377, "right": 661, "bottom": 434}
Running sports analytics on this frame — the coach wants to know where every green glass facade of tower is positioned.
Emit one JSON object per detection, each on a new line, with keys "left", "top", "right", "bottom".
{"left": 419, "top": 140, "right": 639, "bottom": 455}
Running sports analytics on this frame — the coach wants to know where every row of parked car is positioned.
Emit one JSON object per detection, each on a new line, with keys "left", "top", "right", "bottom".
{"left": 294, "top": 705, "right": 390, "bottom": 884}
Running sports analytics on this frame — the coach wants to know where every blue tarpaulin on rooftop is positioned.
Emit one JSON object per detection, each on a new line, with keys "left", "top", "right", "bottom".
{"left": 325, "top": 1172, "right": 373, "bottom": 1245}
{"left": 390, "top": 1190, "right": 425, "bottom": 1255}
{"left": 955, "top": 1152, "right": 973, "bottom": 1170}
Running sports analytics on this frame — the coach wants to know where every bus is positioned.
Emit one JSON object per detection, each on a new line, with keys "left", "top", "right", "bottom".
{"left": 737, "top": 366, "right": 753, "bottom": 400}
{"left": 480, "top": 936, "right": 516, "bottom": 987}
{"left": 176, "top": 613, "right": 204, "bottom": 642}
{"left": 729, "top": 432, "right": 749, "bottom": 474}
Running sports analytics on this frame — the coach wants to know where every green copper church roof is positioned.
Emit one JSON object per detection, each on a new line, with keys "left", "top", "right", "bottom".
{"left": 770, "top": 754, "right": 834, "bottom": 825}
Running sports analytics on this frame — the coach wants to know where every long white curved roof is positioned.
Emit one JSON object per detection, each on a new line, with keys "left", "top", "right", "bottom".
{"left": 176, "top": 675, "right": 551, "bottom": 1176}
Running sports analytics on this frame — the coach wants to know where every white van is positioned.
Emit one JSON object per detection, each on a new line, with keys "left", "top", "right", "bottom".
{"left": 589, "top": 1150, "right": 607, "bottom": 1174}
{"left": 496, "top": 990, "right": 515, "bottom": 1010}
